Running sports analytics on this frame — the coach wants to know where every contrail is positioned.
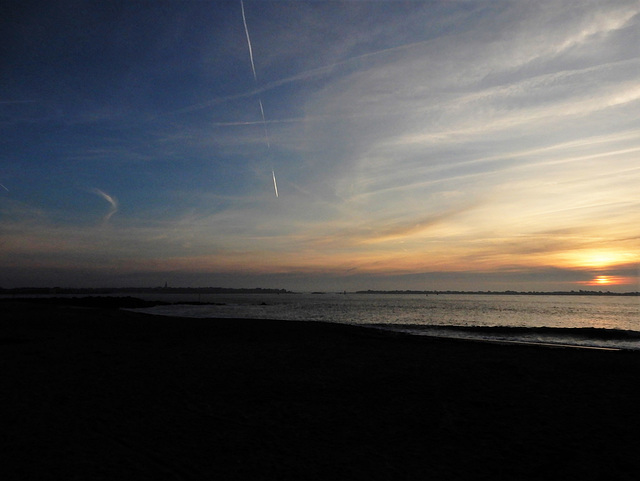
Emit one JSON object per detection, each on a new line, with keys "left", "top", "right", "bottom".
{"left": 173, "top": 29, "right": 447, "bottom": 116}
{"left": 241, "top": 1, "right": 270, "bottom": 148}
{"left": 258, "top": 98, "right": 270, "bottom": 148}
{"left": 0, "top": 183, "right": 9, "bottom": 192}
{"left": 240, "top": 0, "right": 276, "bottom": 197}
{"left": 90, "top": 188, "right": 118, "bottom": 222}
{"left": 241, "top": 0, "right": 258, "bottom": 82}
{"left": 272, "top": 169, "right": 279, "bottom": 198}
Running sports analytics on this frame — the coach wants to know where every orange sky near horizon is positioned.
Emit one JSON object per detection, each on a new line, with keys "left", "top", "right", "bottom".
{"left": 1, "top": 1, "right": 639, "bottom": 292}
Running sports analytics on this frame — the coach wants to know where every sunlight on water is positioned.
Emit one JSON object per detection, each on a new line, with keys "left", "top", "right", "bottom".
{"left": 130, "top": 293, "right": 640, "bottom": 350}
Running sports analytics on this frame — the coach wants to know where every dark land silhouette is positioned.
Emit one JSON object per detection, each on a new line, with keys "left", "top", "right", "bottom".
{"left": 1, "top": 286, "right": 637, "bottom": 296}
{"left": 2, "top": 298, "right": 639, "bottom": 480}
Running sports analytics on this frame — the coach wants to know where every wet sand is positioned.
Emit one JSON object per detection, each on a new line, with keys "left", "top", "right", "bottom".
{"left": 2, "top": 300, "right": 639, "bottom": 480}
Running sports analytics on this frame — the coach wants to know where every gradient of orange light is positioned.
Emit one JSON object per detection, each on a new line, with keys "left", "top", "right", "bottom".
{"left": 135, "top": 242, "right": 625, "bottom": 277}
{"left": 580, "top": 275, "right": 635, "bottom": 287}
{"left": 555, "top": 250, "right": 636, "bottom": 269}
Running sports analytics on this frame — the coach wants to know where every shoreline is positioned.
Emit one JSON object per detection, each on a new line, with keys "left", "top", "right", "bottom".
{"left": 5, "top": 295, "right": 639, "bottom": 350}
{"left": 3, "top": 300, "right": 640, "bottom": 479}
{"left": 131, "top": 307, "right": 640, "bottom": 351}
{"left": 371, "top": 326, "right": 624, "bottom": 352}
{"left": 369, "top": 325, "right": 638, "bottom": 351}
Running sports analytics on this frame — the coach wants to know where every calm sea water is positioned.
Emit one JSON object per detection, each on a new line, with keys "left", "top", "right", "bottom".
{"left": 129, "top": 293, "right": 640, "bottom": 350}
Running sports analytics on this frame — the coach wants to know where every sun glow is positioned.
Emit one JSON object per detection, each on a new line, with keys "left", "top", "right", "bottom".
{"left": 584, "top": 254, "right": 628, "bottom": 268}
{"left": 581, "top": 275, "right": 632, "bottom": 287}
{"left": 558, "top": 250, "right": 636, "bottom": 270}
{"left": 594, "top": 275, "right": 614, "bottom": 285}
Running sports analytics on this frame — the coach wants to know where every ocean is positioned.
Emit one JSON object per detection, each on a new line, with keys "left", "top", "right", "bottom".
{"left": 128, "top": 292, "right": 640, "bottom": 351}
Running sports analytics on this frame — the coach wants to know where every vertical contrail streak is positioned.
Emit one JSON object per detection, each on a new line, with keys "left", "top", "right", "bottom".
{"left": 241, "top": 0, "right": 258, "bottom": 82}
{"left": 242, "top": 0, "right": 269, "bottom": 146}
{"left": 241, "top": 0, "right": 277, "bottom": 197}
{"left": 258, "top": 98, "right": 270, "bottom": 148}
{"left": 272, "top": 170, "right": 279, "bottom": 198}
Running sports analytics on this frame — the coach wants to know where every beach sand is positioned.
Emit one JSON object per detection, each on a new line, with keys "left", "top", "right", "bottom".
{"left": 2, "top": 299, "right": 639, "bottom": 480}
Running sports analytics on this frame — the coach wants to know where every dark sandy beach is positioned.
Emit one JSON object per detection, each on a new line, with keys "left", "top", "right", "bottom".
{"left": 2, "top": 299, "right": 639, "bottom": 480}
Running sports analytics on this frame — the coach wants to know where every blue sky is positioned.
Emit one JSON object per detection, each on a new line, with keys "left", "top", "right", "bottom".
{"left": 1, "top": 0, "right": 639, "bottom": 291}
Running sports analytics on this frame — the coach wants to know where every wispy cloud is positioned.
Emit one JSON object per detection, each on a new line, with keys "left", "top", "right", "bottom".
{"left": 89, "top": 188, "right": 118, "bottom": 223}
{"left": 2, "top": 0, "right": 638, "bottom": 290}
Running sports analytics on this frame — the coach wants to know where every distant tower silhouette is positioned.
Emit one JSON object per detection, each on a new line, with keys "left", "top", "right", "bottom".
{"left": 164, "top": 281, "right": 168, "bottom": 289}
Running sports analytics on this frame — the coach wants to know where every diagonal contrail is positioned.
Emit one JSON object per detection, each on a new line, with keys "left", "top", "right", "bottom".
{"left": 240, "top": 0, "right": 277, "bottom": 197}
{"left": 241, "top": 0, "right": 258, "bottom": 83}
{"left": 0, "top": 183, "right": 9, "bottom": 192}
{"left": 241, "top": 0, "right": 269, "bottom": 147}
{"left": 272, "top": 169, "right": 279, "bottom": 198}
{"left": 258, "top": 98, "right": 270, "bottom": 148}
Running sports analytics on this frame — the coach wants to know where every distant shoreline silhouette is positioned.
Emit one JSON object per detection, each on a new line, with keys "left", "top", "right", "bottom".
{"left": 0, "top": 287, "right": 638, "bottom": 296}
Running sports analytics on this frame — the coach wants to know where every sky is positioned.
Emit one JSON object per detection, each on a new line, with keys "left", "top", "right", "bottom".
{"left": 1, "top": 0, "right": 639, "bottom": 292}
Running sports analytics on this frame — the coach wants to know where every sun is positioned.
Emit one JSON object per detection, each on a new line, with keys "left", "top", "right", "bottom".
{"left": 581, "top": 275, "right": 631, "bottom": 287}
{"left": 560, "top": 250, "right": 637, "bottom": 288}
{"left": 593, "top": 275, "right": 613, "bottom": 286}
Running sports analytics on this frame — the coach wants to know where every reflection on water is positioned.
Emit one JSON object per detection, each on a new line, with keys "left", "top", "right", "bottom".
{"left": 129, "top": 293, "right": 640, "bottom": 350}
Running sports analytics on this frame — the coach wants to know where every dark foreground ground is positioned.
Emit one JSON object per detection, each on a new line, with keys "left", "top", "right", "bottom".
{"left": 2, "top": 300, "right": 639, "bottom": 480}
